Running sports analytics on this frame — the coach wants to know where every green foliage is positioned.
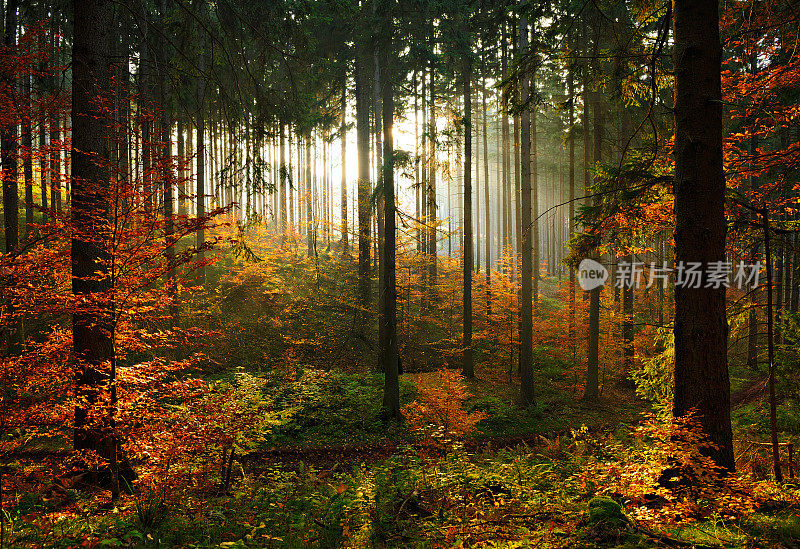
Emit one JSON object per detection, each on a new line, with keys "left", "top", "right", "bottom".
{"left": 265, "top": 367, "right": 414, "bottom": 445}
{"left": 586, "top": 496, "right": 629, "bottom": 527}
{"left": 630, "top": 326, "right": 674, "bottom": 413}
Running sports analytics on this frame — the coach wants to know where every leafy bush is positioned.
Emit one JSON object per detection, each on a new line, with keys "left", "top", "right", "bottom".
{"left": 402, "top": 369, "right": 486, "bottom": 443}
{"left": 575, "top": 412, "right": 771, "bottom": 525}
{"left": 630, "top": 326, "right": 673, "bottom": 413}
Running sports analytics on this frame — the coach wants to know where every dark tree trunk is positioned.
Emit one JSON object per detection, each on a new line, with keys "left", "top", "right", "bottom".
{"left": 23, "top": 73, "right": 34, "bottom": 237}
{"left": 585, "top": 95, "right": 603, "bottom": 402}
{"left": 482, "top": 75, "right": 491, "bottom": 315}
{"left": 672, "top": 0, "right": 734, "bottom": 472}
{"left": 71, "top": 0, "right": 114, "bottom": 455}
{"left": 568, "top": 60, "right": 576, "bottom": 355}
{"left": 280, "top": 123, "right": 287, "bottom": 236}
{"left": 196, "top": 53, "right": 206, "bottom": 285}
{"left": 461, "top": 51, "right": 474, "bottom": 379}
{"left": 2, "top": 0, "right": 19, "bottom": 253}
{"left": 340, "top": 74, "right": 348, "bottom": 251}
{"left": 518, "top": 17, "right": 535, "bottom": 406}
{"left": 379, "top": 6, "right": 400, "bottom": 418}
{"left": 158, "top": 0, "right": 176, "bottom": 325}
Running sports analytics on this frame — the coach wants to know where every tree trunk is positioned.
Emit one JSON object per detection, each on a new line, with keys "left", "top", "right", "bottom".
{"left": 568, "top": 60, "right": 576, "bottom": 355}
{"left": 356, "top": 42, "right": 372, "bottom": 328}
{"left": 196, "top": 53, "right": 206, "bottom": 285}
{"left": 379, "top": 8, "right": 400, "bottom": 418}
{"left": 72, "top": 0, "right": 114, "bottom": 456}
{"left": 672, "top": 0, "right": 734, "bottom": 472}
{"left": 280, "top": 123, "right": 287, "bottom": 236}
{"left": 306, "top": 136, "right": 313, "bottom": 256}
{"left": 2, "top": 0, "right": 19, "bottom": 253}
{"left": 482, "top": 75, "right": 491, "bottom": 315}
{"left": 427, "top": 48, "right": 437, "bottom": 290}
{"left": 461, "top": 51, "right": 474, "bottom": 379}
{"left": 501, "top": 22, "right": 511, "bottom": 269}
{"left": 340, "top": 76, "right": 349, "bottom": 250}
{"left": 23, "top": 72, "right": 34, "bottom": 237}
{"left": 585, "top": 95, "right": 603, "bottom": 402}
{"left": 518, "top": 17, "right": 535, "bottom": 406}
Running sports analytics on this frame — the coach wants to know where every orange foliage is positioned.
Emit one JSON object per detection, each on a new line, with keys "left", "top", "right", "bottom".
{"left": 403, "top": 370, "right": 486, "bottom": 442}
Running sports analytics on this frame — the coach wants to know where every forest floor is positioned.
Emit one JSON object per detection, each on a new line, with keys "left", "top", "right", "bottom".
{"left": 7, "top": 366, "right": 800, "bottom": 549}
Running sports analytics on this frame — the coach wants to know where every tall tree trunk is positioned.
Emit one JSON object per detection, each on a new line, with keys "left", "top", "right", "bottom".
{"left": 2, "top": 0, "right": 18, "bottom": 253}
{"left": 306, "top": 136, "right": 313, "bottom": 256}
{"left": 379, "top": 7, "right": 400, "bottom": 418}
{"left": 413, "top": 71, "right": 421, "bottom": 254}
{"left": 374, "top": 24, "right": 386, "bottom": 369}
{"left": 196, "top": 53, "right": 206, "bottom": 285}
{"left": 475, "top": 83, "right": 481, "bottom": 273}
{"left": 23, "top": 73, "right": 34, "bottom": 237}
{"left": 158, "top": 0, "right": 176, "bottom": 326}
{"left": 427, "top": 46, "right": 437, "bottom": 290}
{"left": 672, "top": 0, "right": 734, "bottom": 472}
{"left": 461, "top": 52, "right": 474, "bottom": 379}
{"left": 568, "top": 61, "right": 576, "bottom": 355}
{"left": 356, "top": 42, "right": 372, "bottom": 328}
{"left": 518, "top": 17, "right": 535, "bottom": 406}
{"left": 280, "top": 123, "right": 287, "bottom": 236}
{"left": 531, "top": 51, "right": 539, "bottom": 309}
{"left": 501, "top": 21, "right": 510, "bottom": 269}
{"left": 482, "top": 75, "right": 491, "bottom": 315}
{"left": 585, "top": 95, "right": 603, "bottom": 402}
{"left": 137, "top": 5, "right": 150, "bottom": 216}
{"left": 72, "top": 0, "right": 114, "bottom": 457}
{"left": 177, "top": 119, "right": 187, "bottom": 217}
{"left": 39, "top": 109, "right": 48, "bottom": 224}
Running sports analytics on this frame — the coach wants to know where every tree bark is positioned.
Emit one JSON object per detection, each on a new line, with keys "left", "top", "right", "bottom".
{"left": 196, "top": 53, "right": 206, "bottom": 285}
{"left": 461, "top": 50, "right": 474, "bottom": 379}
{"left": 71, "top": 0, "right": 114, "bottom": 455}
{"left": 356, "top": 40, "right": 372, "bottom": 328}
{"left": 2, "top": 0, "right": 19, "bottom": 253}
{"left": 379, "top": 6, "right": 400, "bottom": 418}
{"left": 518, "top": 17, "right": 535, "bottom": 406}
{"left": 672, "top": 0, "right": 734, "bottom": 472}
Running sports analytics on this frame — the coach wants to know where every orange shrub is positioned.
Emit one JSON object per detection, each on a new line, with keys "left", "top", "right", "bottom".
{"left": 403, "top": 369, "right": 486, "bottom": 442}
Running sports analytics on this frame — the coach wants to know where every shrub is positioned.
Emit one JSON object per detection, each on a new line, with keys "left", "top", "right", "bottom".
{"left": 402, "top": 370, "right": 486, "bottom": 443}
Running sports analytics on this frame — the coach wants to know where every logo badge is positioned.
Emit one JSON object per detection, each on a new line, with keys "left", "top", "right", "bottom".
{"left": 578, "top": 258, "right": 608, "bottom": 291}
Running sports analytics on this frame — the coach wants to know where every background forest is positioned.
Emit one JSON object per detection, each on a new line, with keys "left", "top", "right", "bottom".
{"left": 1, "top": 0, "right": 800, "bottom": 547}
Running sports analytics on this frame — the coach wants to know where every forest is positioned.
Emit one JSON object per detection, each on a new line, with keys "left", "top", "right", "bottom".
{"left": 1, "top": 0, "right": 800, "bottom": 547}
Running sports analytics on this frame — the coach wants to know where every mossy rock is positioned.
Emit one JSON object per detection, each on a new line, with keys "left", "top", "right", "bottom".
{"left": 587, "top": 496, "right": 629, "bottom": 528}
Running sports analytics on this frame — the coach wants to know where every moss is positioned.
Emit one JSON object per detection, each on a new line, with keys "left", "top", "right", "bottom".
{"left": 587, "top": 497, "right": 628, "bottom": 526}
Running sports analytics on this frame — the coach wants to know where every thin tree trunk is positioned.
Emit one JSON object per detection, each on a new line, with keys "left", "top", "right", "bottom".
{"left": 427, "top": 48, "right": 437, "bottom": 289}
{"left": 461, "top": 52, "right": 474, "bottom": 379}
{"left": 356, "top": 43, "right": 372, "bottom": 328}
{"left": 518, "top": 17, "right": 535, "bottom": 406}
{"left": 196, "top": 53, "right": 206, "bottom": 285}
{"left": 482, "top": 75, "right": 491, "bottom": 315}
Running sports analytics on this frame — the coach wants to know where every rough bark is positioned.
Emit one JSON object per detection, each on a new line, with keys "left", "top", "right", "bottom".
{"left": 518, "top": 17, "right": 535, "bottom": 406}
{"left": 672, "top": 0, "right": 734, "bottom": 472}
{"left": 461, "top": 52, "right": 474, "bottom": 379}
